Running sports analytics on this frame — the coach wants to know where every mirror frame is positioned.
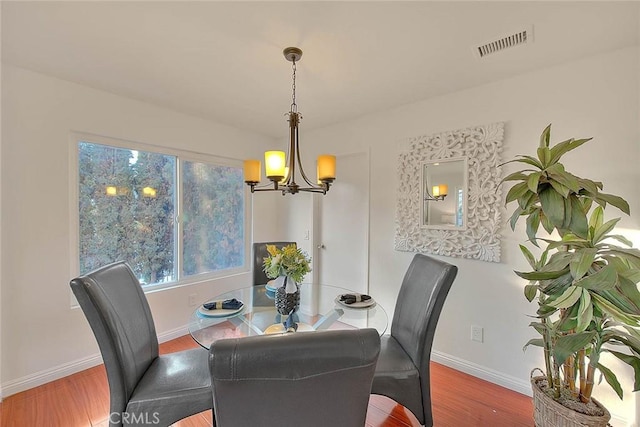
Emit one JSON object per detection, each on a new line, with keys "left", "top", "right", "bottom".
{"left": 421, "top": 157, "right": 468, "bottom": 230}
{"left": 395, "top": 122, "right": 504, "bottom": 262}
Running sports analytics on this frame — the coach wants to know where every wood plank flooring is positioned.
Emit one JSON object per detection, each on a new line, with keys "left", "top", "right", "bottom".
{"left": 1, "top": 335, "right": 533, "bottom": 426}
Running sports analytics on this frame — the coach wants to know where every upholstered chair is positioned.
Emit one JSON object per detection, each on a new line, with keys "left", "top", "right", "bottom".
{"left": 70, "top": 261, "right": 213, "bottom": 427}
{"left": 209, "top": 328, "right": 380, "bottom": 427}
{"left": 371, "top": 254, "right": 458, "bottom": 426}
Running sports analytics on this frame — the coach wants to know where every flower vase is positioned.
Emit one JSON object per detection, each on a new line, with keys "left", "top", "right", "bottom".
{"left": 275, "top": 276, "right": 300, "bottom": 315}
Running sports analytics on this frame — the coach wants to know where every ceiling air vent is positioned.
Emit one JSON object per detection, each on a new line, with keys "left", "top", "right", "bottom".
{"left": 475, "top": 26, "right": 533, "bottom": 58}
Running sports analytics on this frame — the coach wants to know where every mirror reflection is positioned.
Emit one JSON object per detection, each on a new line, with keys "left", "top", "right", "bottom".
{"left": 422, "top": 158, "right": 466, "bottom": 228}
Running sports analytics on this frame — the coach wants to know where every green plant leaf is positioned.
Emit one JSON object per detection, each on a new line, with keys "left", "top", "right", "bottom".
{"left": 576, "top": 291, "right": 593, "bottom": 332}
{"left": 603, "top": 329, "right": 640, "bottom": 355}
{"left": 548, "top": 285, "right": 582, "bottom": 309}
{"left": 546, "top": 163, "right": 580, "bottom": 193}
{"left": 549, "top": 137, "right": 592, "bottom": 165}
{"left": 518, "top": 191, "right": 537, "bottom": 211}
{"left": 596, "top": 277, "right": 640, "bottom": 317}
{"left": 618, "top": 276, "right": 640, "bottom": 312}
{"left": 574, "top": 265, "right": 617, "bottom": 291}
{"left": 537, "top": 147, "right": 551, "bottom": 168}
{"left": 553, "top": 331, "right": 596, "bottom": 365}
{"left": 515, "top": 155, "right": 544, "bottom": 169}
{"left": 525, "top": 210, "right": 541, "bottom": 245}
{"left": 618, "top": 268, "right": 640, "bottom": 284}
{"left": 500, "top": 171, "right": 531, "bottom": 182}
{"left": 539, "top": 124, "right": 551, "bottom": 148}
{"left": 588, "top": 205, "right": 604, "bottom": 233}
{"left": 570, "top": 248, "right": 597, "bottom": 281}
{"left": 592, "top": 217, "right": 621, "bottom": 244}
{"left": 527, "top": 172, "right": 542, "bottom": 193}
{"left": 592, "top": 293, "right": 640, "bottom": 325}
{"left": 540, "top": 272, "right": 573, "bottom": 296}
{"left": 516, "top": 267, "right": 570, "bottom": 281}
{"left": 562, "top": 196, "right": 573, "bottom": 230}
{"left": 608, "top": 350, "right": 640, "bottom": 392}
{"left": 597, "top": 192, "right": 631, "bottom": 215}
{"left": 568, "top": 195, "right": 588, "bottom": 239}
{"left": 598, "top": 286, "right": 640, "bottom": 317}
{"left": 606, "top": 235, "right": 634, "bottom": 247}
{"left": 537, "top": 304, "right": 558, "bottom": 317}
{"left": 519, "top": 245, "right": 537, "bottom": 269}
{"left": 542, "top": 251, "right": 573, "bottom": 272}
{"left": 508, "top": 207, "right": 524, "bottom": 231}
{"left": 577, "top": 177, "right": 602, "bottom": 195}
{"left": 605, "top": 248, "right": 640, "bottom": 264}
{"left": 523, "top": 338, "right": 545, "bottom": 351}
{"left": 597, "top": 362, "right": 624, "bottom": 399}
{"left": 524, "top": 284, "right": 538, "bottom": 302}
{"left": 506, "top": 182, "right": 530, "bottom": 204}
{"left": 529, "top": 321, "right": 547, "bottom": 335}
{"left": 557, "top": 302, "right": 580, "bottom": 332}
{"left": 539, "top": 187, "right": 565, "bottom": 228}
{"left": 549, "top": 179, "right": 571, "bottom": 199}
{"left": 540, "top": 211, "right": 555, "bottom": 234}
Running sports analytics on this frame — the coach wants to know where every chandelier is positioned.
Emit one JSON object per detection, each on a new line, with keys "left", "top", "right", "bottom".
{"left": 243, "top": 47, "right": 336, "bottom": 195}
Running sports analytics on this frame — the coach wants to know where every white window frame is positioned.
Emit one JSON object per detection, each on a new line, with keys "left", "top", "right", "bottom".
{"left": 69, "top": 131, "right": 252, "bottom": 298}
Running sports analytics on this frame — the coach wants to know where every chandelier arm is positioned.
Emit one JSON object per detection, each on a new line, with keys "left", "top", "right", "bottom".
{"left": 294, "top": 123, "right": 319, "bottom": 188}
{"left": 285, "top": 112, "right": 298, "bottom": 187}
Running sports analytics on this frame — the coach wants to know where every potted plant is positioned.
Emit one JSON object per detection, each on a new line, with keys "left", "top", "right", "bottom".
{"left": 502, "top": 125, "right": 640, "bottom": 426}
{"left": 263, "top": 244, "right": 312, "bottom": 314}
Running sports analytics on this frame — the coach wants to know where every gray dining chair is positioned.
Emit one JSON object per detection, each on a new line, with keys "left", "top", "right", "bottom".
{"left": 371, "top": 254, "right": 458, "bottom": 427}
{"left": 209, "top": 328, "right": 381, "bottom": 427}
{"left": 70, "top": 261, "right": 213, "bottom": 427}
{"left": 252, "top": 241, "right": 297, "bottom": 285}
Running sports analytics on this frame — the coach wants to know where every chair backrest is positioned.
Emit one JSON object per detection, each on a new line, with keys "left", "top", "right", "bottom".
{"left": 391, "top": 254, "right": 457, "bottom": 373}
{"left": 70, "top": 261, "right": 159, "bottom": 415}
{"left": 252, "top": 241, "right": 297, "bottom": 285}
{"left": 209, "top": 328, "right": 381, "bottom": 427}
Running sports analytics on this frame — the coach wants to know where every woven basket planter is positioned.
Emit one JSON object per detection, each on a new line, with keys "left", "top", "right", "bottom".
{"left": 531, "top": 374, "right": 611, "bottom": 427}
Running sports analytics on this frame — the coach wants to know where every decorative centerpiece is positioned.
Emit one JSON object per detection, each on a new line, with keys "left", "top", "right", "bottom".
{"left": 502, "top": 125, "right": 640, "bottom": 427}
{"left": 263, "top": 244, "right": 312, "bottom": 315}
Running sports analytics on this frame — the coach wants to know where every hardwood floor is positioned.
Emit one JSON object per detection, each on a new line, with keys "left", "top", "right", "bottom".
{"left": 1, "top": 335, "right": 533, "bottom": 426}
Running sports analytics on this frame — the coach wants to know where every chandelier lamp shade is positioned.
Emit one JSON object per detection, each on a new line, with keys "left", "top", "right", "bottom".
{"left": 243, "top": 47, "right": 336, "bottom": 195}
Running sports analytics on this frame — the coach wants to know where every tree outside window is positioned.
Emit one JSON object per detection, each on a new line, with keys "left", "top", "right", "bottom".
{"left": 77, "top": 141, "right": 245, "bottom": 286}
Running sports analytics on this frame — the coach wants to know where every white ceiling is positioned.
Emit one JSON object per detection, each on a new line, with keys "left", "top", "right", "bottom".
{"left": 2, "top": 1, "right": 639, "bottom": 138}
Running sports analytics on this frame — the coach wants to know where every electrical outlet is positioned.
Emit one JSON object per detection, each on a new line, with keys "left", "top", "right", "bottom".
{"left": 188, "top": 293, "right": 197, "bottom": 307}
{"left": 471, "top": 325, "right": 484, "bottom": 343}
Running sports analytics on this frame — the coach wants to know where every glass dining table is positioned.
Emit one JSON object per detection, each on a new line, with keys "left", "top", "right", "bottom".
{"left": 188, "top": 283, "right": 388, "bottom": 349}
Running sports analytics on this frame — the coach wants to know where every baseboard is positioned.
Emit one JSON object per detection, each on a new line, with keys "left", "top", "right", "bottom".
{"left": 431, "top": 350, "right": 633, "bottom": 427}
{"left": 2, "top": 353, "right": 104, "bottom": 398}
{"left": 1, "top": 325, "right": 189, "bottom": 398}
{"left": 432, "top": 350, "right": 532, "bottom": 396}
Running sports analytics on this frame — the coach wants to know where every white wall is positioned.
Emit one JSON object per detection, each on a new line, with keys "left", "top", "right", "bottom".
{"left": 0, "top": 65, "right": 284, "bottom": 395}
{"left": 298, "top": 47, "right": 640, "bottom": 425}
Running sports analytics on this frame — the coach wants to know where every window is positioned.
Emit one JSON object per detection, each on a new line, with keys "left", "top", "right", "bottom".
{"left": 75, "top": 136, "right": 248, "bottom": 288}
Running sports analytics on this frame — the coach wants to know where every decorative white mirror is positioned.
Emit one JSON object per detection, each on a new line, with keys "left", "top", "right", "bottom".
{"left": 422, "top": 158, "right": 467, "bottom": 229}
{"left": 395, "top": 122, "right": 504, "bottom": 262}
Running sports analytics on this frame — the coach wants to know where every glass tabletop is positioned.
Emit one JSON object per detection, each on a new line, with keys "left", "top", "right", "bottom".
{"left": 188, "top": 283, "right": 388, "bottom": 349}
